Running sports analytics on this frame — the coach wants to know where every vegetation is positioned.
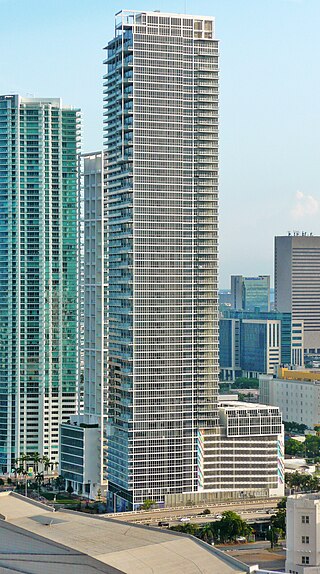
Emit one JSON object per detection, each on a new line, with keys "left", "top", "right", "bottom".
{"left": 285, "top": 434, "right": 320, "bottom": 459}
{"left": 170, "top": 510, "right": 252, "bottom": 544}
{"left": 140, "top": 499, "right": 157, "bottom": 510}
{"left": 284, "top": 421, "right": 308, "bottom": 434}
{"left": 234, "top": 377, "right": 259, "bottom": 389}
{"left": 285, "top": 472, "right": 320, "bottom": 492}
{"left": 268, "top": 498, "right": 287, "bottom": 545}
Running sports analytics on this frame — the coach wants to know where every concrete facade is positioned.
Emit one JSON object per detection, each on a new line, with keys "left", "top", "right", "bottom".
{"left": 275, "top": 234, "right": 320, "bottom": 352}
{"left": 259, "top": 372, "right": 320, "bottom": 428}
{"left": 197, "top": 400, "right": 284, "bottom": 499}
{"left": 286, "top": 493, "right": 320, "bottom": 574}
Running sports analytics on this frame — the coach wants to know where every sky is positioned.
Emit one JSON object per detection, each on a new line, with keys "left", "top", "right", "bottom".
{"left": 1, "top": 0, "right": 320, "bottom": 287}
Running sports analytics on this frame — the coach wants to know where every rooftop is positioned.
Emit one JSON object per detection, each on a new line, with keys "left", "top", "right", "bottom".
{"left": 0, "top": 492, "right": 249, "bottom": 574}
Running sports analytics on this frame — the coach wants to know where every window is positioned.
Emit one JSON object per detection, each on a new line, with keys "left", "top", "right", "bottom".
{"left": 302, "top": 536, "right": 309, "bottom": 543}
{"left": 302, "top": 515, "right": 310, "bottom": 524}
{"left": 302, "top": 556, "right": 310, "bottom": 564}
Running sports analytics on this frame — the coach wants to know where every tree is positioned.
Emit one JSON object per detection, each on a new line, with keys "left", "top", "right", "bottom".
{"left": 199, "top": 522, "right": 214, "bottom": 544}
{"left": 215, "top": 511, "right": 252, "bottom": 543}
{"left": 0, "top": 478, "right": 4, "bottom": 486}
{"left": 285, "top": 438, "right": 304, "bottom": 457}
{"left": 55, "top": 475, "right": 65, "bottom": 495}
{"left": 140, "top": 499, "right": 156, "bottom": 510}
{"left": 270, "top": 509, "right": 286, "bottom": 537}
{"left": 284, "top": 421, "right": 308, "bottom": 434}
{"left": 35, "top": 472, "right": 44, "bottom": 496}
{"left": 170, "top": 523, "right": 199, "bottom": 537}
{"left": 305, "top": 435, "right": 320, "bottom": 459}
{"left": 67, "top": 484, "right": 73, "bottom": 496}
{"left": 30, "top": 452, "right": 42, "bottom": 474}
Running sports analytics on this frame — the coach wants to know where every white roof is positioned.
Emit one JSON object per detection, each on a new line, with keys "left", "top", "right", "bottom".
{"left": 0, "top": 492, "right": 248, "bottom": 574}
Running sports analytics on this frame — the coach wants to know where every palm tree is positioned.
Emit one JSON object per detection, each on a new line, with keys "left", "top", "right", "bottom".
{"left": 30, "top": 452, "right": 42, "bottom": 474}
{"left": 199, "top": 522, "right": 214, "bottom": 544}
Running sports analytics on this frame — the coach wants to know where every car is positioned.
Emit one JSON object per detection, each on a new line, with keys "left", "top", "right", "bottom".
{"left": 215, "top": 514, "right": 222, "bottom": 519}
{"left": 158, "top": 521, "right": 169, "bottom": 527}
{"left": 236, "top": 536, "right": 246, "bottom": 542}
{"left": 180, "top": 517, "right": 190, "bottom": 522}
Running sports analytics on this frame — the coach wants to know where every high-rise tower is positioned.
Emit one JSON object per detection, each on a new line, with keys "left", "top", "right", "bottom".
{"left": 0, "top": 95, "right": 80, "bottom": 473}
{"left": 275, "top": 233, "right": 320, "bottom": 354}
{"left": 104, "top": 10, "right": 219, "bottom": 510}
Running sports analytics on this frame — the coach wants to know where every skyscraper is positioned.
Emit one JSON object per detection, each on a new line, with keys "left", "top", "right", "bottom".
{"left": 275, "top": 233, "right": 320, "bottom": 353}
{"left": 104, "top": 10, "right": 219, "bottom": 510}
{"left": 231, "top": 275, "right": 270, "bottom": 312}
{"left": 0, "top": 95, "right": 80, "bottom": 473}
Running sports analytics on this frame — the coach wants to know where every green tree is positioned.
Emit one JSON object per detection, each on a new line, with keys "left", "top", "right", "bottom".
{"left": 270, "top": 499, "right": 286, "bottom": 537}
{"left": 55, "top": 475, "right": 65, "bottom": 495}
{"left": 30, "top": 452, "right": 42, "bottom": 474}
{"left": 284, "top": 421, "right": 308, "bottom": 434}
{"left": 285, "top": 438, "right": 304, "bottom": 456}
{"left": 305, "top": 435, "right": 320, "bottom": 458}
{"left": 199, "top": 522, "right": 214, "bottom": 543}
{"left": 140, "top": 499, "right": 156, "bottom": 510}
{"left": 67, "top": 484, "right": 73, "bottom": 495}
{"left": 170, "top": 523, "right": 199, "bottom": 536}
{"left": 215, "top": 511, "right": 252, "bottom": 543}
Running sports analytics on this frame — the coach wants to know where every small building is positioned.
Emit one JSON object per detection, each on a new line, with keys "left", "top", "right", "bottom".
{"left": 286, "top": 493, "right": 320, "bottom": 573}
{"left": 231, "top": 275, "right": 270, "bottom": 312}
{"left": 219, "top": 310, "right": 304, "bottom": 381}
{"left": 259, "top": 369, "right": 320, "bottom": 428}
{"left": 197, "top": 400, "right": 284, "bottom": 500}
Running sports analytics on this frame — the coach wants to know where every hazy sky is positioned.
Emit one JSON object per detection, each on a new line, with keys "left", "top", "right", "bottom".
{"left": 1, "top": 0, "right": 319, "bottom": 287}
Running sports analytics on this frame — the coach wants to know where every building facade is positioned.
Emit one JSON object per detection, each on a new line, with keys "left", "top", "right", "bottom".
{"left": 286, "top": 493, "right": 320, "bottom": 574}
{"left": 219, "top": 310, "right": 304, "bottom": 380}
{"left": 231, "top": 275, "right": 270, "bottom": 312}
{"left": 260, "top": 369, "right": 320, "bottom": 429}
{"left": 60, "top": 151, "right": 108, "bottom": 498}
{"left": 0, "top": 95, "right": 80, "bottom": 473}
{"left": 196, "top": 400, "right": 284, "bottom": 501}
{"left": 104, "top": 10, "right": 219, "bottom": 509}
{"left": 275, "top": 233, "right": 320, "bottom": 353}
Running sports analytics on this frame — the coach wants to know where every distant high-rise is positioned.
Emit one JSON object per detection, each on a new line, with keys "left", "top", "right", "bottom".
{"left": 0, "top": 95, "right": 80, "bottom": 473}
{"left": 104, "top": 10, "right": 219, "bottom": 510}
{"left": 275, "top": 233, "right": 320, "bottom": 352}
{"left": 231, "top": 275, "right": 270, "bottom": 312}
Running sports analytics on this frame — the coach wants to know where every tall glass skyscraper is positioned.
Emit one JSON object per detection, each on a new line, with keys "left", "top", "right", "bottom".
{"left": 104, "top": 11, "right": 219, "bottom": 510}
{"left": 0, "top": 95, "right": 80, "bottom": 473}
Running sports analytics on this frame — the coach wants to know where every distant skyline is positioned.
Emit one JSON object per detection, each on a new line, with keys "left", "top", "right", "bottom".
{"left": 1, "top": 0, "right": 320, "bottom": 286}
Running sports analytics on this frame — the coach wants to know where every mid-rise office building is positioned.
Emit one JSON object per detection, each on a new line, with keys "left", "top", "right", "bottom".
{"left": 104, "top": 10, "right": 219, "bottom": 510}
{"left": 286, "top": 493, "right": 320, "bottom": 574}
{"left": 231, "top": 275, "right": 270, "bottom": 312}
{"left": 196, "top": 399, "right": 284, "bottom": 501}
{"left": 0, "top": 95, "right": 80, "bottom": 473}
{"left": 275, "top": 233, "right": 320, "bottom": 353}
{"left": 260, "top": 368, "right": 320, "bottom": 428}
{"left": 220, "top": 310, "right": 304, "bottom": 380}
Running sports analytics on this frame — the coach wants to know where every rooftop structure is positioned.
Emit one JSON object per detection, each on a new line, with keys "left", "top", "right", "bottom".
{"left": 0, "top": 491, "right": 250, "bottom": 574}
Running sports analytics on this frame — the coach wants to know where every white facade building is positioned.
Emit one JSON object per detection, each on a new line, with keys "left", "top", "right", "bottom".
{"left": 286, "top": 493, "right": 320, "bottom": 574}
{"left": 259, "top": 373, "right": 320, "bottom": 428}
{"left": 104, "top": 10, "right": 219, "bottom": 510}
{"left": 195, "top": 400, "right": 284, "bottom": 502}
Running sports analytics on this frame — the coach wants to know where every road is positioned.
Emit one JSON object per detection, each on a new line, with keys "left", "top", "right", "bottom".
{"left": 105, "top": 498, "right": 279, "bottom": 525}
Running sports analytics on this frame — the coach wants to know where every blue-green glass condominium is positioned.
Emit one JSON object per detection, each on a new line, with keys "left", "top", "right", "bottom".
{"left": 104, "top": 11, "right": 219, "bottom": 510}
{"left": 0, "top": 95, "right": 80, "bottom": 473}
